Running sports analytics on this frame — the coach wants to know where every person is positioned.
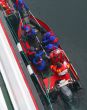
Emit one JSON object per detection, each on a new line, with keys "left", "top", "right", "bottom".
{"left": 27, "top": 46, "right": 38, "bottom": 61}
{"left": 42, "top": 31, "right": 59, "bottom": 47}
{"left": 50, "top": 61, "right": 71, "bottom": 81}
{"left": 33, "top": 50, "right": 46, "bottom": 71}
{"left": 22, "top": 24, "right": 37, "bottom": 40}
{"left": 42, "top": 32, "right": 52, "bottom": 41}
{"left": 43, "top": 31, "right": 54, "bottom": 39}
{"left": 49, "top": 48, "right": 64, "bottom": 64}
{"left": 0, "top": 0, "right": 12, "bottom": 15}
{"left": 14, "top": 0, "right": 29, "bottom": 13}
{"left": 45, "top": 44, "right": 58, "bottom": 54}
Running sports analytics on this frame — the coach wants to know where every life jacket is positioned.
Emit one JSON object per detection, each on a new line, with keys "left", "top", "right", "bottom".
{"left": 50, "top": 62, "right": 70, "bottom": 80}
{"left": 50, "top": 49, "right": 64, "bottom": 64}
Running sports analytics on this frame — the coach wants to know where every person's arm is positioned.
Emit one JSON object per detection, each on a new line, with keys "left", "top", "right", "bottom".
{"left": 33, "top": 58, "right": 41, "bottom": 65}
{"left": 38, "top": 51, "right": 44, "bottom": 56}
{"left": 32, "top": 29, "right": 37, "bottom": 35}
{"left": 42, "top": 39, "right": 49, "bottom": 44}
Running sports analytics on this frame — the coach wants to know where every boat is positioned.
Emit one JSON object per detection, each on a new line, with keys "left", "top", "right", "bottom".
{"left": 0, "top": 0, "right": 81, "bottom": 109}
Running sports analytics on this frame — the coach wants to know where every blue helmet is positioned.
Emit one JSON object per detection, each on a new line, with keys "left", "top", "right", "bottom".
{"left": 18, "top": 0, "right": 23, "bottom": 4}
{"left": 44, "top": 32, "right": 51, "bottom": 38}
{"left": 22, "top": 25, "right": 31, "bottom": 32}
{"left": 50, "top": 36, "right": 56, "bottom": 41}
{"left": 45, "top": 44, "right": 54, "bottom": 50}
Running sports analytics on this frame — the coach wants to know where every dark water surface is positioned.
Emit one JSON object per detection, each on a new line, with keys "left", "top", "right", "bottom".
{"left": 25, "top": 0, "right": 87, "bottom": 109}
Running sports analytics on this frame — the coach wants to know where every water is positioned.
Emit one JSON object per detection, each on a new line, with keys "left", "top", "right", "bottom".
{"left": 25, "top": 0, "right": 87, "bottom": 109}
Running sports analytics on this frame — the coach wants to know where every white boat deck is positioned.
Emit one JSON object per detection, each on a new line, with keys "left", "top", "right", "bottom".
{"left": 0, "top": 88, "right": 8, "bottom": 110}
{"left": 0, "top": 21, "right": 37, "bottom": 110}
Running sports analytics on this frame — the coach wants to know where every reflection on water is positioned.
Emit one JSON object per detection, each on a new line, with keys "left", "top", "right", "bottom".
{"left": 50, "top": 89, "right": 85, "bottom": 110}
